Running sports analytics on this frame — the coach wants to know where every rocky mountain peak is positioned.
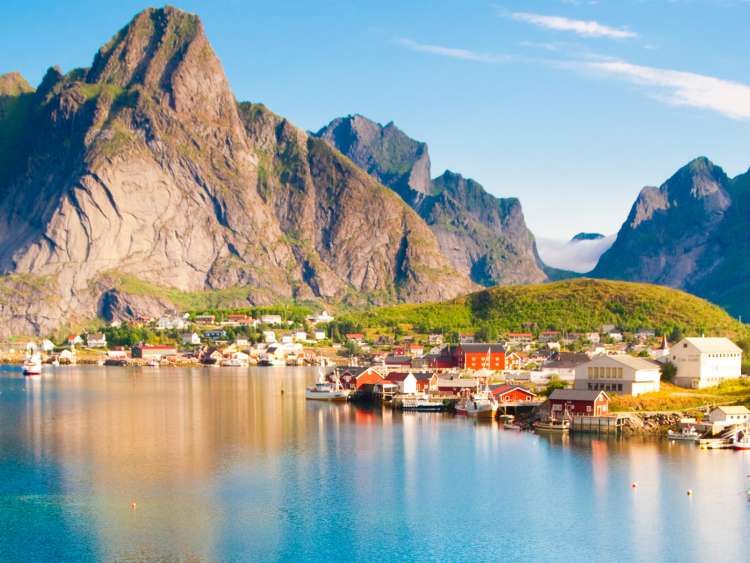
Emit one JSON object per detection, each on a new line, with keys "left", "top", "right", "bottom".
{"left": 0, "top": 72, "right": 34, "bottom": 96}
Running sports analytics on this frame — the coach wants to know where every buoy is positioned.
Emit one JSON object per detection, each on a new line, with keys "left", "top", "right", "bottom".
{"left": 687, "top": 489, "right": 693, "bottom": 496}
{"left": 131, "top": 501, "right": 137, "bottom": 510}
{"left": 631, "top": 482, "right": 638, "bottom": 489}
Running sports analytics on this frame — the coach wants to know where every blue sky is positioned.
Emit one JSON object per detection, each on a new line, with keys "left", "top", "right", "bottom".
{"left": 2, "top": 0, "right": 750, "bottom": 239}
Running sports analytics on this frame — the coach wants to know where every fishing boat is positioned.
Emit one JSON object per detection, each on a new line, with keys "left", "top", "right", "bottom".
{"left": 22, "top": 343, "right": 42, "bottom": 376}
{"left": 733, "top": 430, "right": 750, "bottom": 451}
{"left": 455, "top": 389, "right": 498, "bottom": 418}
{"left": 305, "top": 370, "right": 350, "bottom": 401}
{"left": 220, "top": 358, "right": 248, "bottom": 367}
{"left": 534, "top": 417, "right": 570, "bottom": 432}
{"left": 147, "top": 360, "right": 160, "bottom": 368}
{"left": 667, "top": 427, "right": 701, "bottom": 441}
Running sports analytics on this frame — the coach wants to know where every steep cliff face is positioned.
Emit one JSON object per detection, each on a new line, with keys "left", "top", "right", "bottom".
{"left": 0, "top": 7, "right": 473, "bottom": 335}
{"left": 315, "top": 116, "right": 547, "bottom": 286}
{"left": 590, "top": 157, "right": 750, "bottom": 317}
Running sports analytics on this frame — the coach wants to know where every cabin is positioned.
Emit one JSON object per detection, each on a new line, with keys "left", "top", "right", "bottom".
{"left": 260, "top": 314, "right": 283, "bottom": 325}
{"left": 458, "top": 344, "right": 505, "bottom": 371}
{"left": 86, "top": 333, "right": 107, "bottom": 348}
{"left": 385, "top": 372, "right": 418, "bottom": 395}
{"left": 182, "top": 332, "right": 201, "bottom": 346}
{"left": 670, "top": 337, "right": 743, "bottom": 389}
{"left": 67, "top": 334, "right": 83, "bottom": 346}
{"left": 490, "top": 384, "right": 537, "bottom": 403}
{"left": 413, "top": 371, "right": 438, "bottom": 392}
{"left": 436, "top": 375, "right": 479, "bottom": 394}
{"left": 335, "top": 367, "right": 385, "bottom": 390}
{"left": 708, "top": 406, "right": 750, "bottom": 426}
{"left": 548, "top": 389, "right": 609, "bottom": 417}
{"left": 574, "top": 354, "right": 661, "bottom": 396}
{"left": 132, "top": 344, "right": 178, "bottom": 359}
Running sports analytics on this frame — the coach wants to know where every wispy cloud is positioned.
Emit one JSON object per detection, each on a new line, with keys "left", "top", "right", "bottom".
{"left": 508, "top": 11, "right": 637, "bottom": 39}
{"left": 396, "top": 38, "right": 512, "bottom": 63}
{"left": 576, "top": 59, "right": 750, "bottom": 119}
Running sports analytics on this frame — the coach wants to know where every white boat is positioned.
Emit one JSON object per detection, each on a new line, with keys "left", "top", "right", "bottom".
{"left": 455, "top": 390, "right": 498, "bottom": 418}
{"left": 534, "top": 418, "right": 570, "bottom": 432}
{"left": 147, "top": 360, "right": 160, "bottom": 368}
{"left": 220, "top": 358, "right": 248, "bottom": 367}
{"left": 504, "top": 423, "right": 522, "bottom": 430}
{"left": 305, "top": 369, "right": 350, "bottom": 401}
{"left": 23, "top": 353, "right": 42, "bottom": 376}
{"left": 668, "top": 427, "right": 701, "bottom": 441}
{"left": 400, "top": 395, "right": 446, "bottom": 412}
{"left": 733, "top": 430, "right": 750, "bottom": 451}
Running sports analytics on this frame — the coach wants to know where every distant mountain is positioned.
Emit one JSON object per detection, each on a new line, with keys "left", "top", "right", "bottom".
{"left": 591, "top": 157, "right": 750, "bottom": 318}
{"left": 571, "top": 232, "right": 604, "bottom": 242}
{"left": 315, "top": 115, "right": 546, "bottom": 286}
{"left": 0, "top": 7, "right": 474, "bottom": 336}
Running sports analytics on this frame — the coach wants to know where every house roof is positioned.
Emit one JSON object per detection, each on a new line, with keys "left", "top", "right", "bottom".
{"left": 460, "top": 343, "right": 505, "bottom": 353}
{"left": 544, "top": 352, "right": 590, "bottom": 369}
{"left": 680, "top": 337, "right": 742, "bottom": 354}
{"left": 385, "top": 372, "right": 412, "bottom": 382}
{"left": 490, "top": 384, "right": 536, "bottom": 397}
{"left": 590, "top": 354, "right": 661, "bottom": 371}
{"left": 549, "top": 389, "right": 608, "bottom": 402}
{"left": 412, "top": 372, "right": 434, "bottom": 381}
{"left": 713, "top": 406, "right": 750, "bottom": 415}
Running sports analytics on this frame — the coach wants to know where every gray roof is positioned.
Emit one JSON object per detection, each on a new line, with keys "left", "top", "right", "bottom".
{"left": 549, "top": 389, "right": 608, "bottom": 401}
{"left": 460, "top": 343, "right": 505, "bottom": 353}
{"left": 593, "top": 354, "right": 661, "bottom": 371}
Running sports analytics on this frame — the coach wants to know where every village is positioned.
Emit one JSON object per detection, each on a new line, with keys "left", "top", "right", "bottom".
{"left": 4, "top": 308, "right": 750, "bottom": 446}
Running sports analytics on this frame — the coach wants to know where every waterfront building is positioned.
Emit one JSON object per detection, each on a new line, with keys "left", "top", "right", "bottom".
{"left": 436, "top": 375, "right": 479, "bottom": 393}
{"left": 490, "top": 385, "right": 536, "bottom": 403}
{"left": 670, "top": 337, "right": 742, "bottom": 389}
{"left": 132, "top": 344, "right": 178, "bottom": 359}
{"left": 385, "top": 372, "right": 418, "bottom": 395}
{"left": 335, "top": 367, "right": 385, "bottom": 390}
{"left": 413, "top": 372, "right": 438, "bottom": 392}
{"left": 708, "top": 405, "right": 750, "bottom": 426}
{"left": 86, "top": 333, "right": 107, "bottom": 348}
{"left": 548, "top": 389, "right": 609, "bottom": 417}
{"left": 575, "top": 354, "right": 661, "bottom": 396}
{"left": 459, "top": 344, "right": 505, "bottom": 371}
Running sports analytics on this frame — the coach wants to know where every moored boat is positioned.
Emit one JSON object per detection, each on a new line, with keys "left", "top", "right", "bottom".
{"left": 455, "top": 390, "right": 498, "bottom": 418}
{"left": 667, "top": 427, "right": 701, "bottom": 441}
{"left": 534, "top": 418, "right": 570, "bottom": 432}
{"left": 22, "top": 354, "right": 42, "bottom": 376}
{"left": 733, "top": 430, "right": 750, "bottom": 451}
{"left": 400, "top": 395, "right": 446, "bottom": 412}
{"left": 305, "top": 370, "right": 350, "bottom": 401}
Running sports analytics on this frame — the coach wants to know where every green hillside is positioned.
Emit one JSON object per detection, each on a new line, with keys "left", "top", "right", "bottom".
{"left": 344, "top": 278, "right": 746, "bottom": 338}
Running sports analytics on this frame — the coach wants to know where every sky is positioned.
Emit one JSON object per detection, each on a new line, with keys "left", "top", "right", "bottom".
{"left": 2, "top": 0, "right": 750, "bottom": 239}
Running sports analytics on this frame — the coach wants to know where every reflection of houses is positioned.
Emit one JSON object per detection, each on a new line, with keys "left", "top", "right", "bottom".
{"left": 334, "top": 367, "right": 385, "bottom": 390}
{"left": 670, "top": 337, "right": 742, "bottom": 389}
{"left": 574, "top": 354, "right": 661, "bottom": 396}
{"left": 549, "top": 389, "right": 609, "bottom": 417}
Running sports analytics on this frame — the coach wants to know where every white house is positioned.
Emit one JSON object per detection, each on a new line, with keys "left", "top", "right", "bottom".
{"left": 67, "top": 334, "right": 83, "bottom": 347}
{"left": 86, "top": 333, "right": 107, "bottom": 348}
{"left": 294, "top": 331, "right": 307, "bottom": 342}
{"left": 708, "top": 406, "right": 750, "bottom": 426}
{"left": 280, "top": 335, "right": 294, "bottom": 344}
{"left": 156, "top": 315, "right": 188, "bottom": 331}
{"left": 575, "top": 354, "right": 661, "bottom": 396}
{"left": 182, "top": 332, "right": 201, "bottom": 346}
{"left": 314, "top": 330, "right": 326, "bottom": 341}
{"left": 260, "top": 314, "right": 283, "bottom": 326}
{"left": 41, "top": 339, "right": 55, "bottom": 353}
{"left": 670, "top": 337, "right": 742, "bottom": 389}
{"left": 385, "top": 372, "right": 418, "bottom": 394}
{"left": 263, "top": 330, "right": 276, "bottom": 344}
{"left": 307, "top": 311, "right": 335, "bottom": 324}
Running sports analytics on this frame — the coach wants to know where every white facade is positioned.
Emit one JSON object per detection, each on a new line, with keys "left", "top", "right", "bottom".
{"left": 575, "top": 354, "right": 661, "bottom": 396}
{"left": 314, "top": 330, "right": 326, "bottom": 341}
{"left": 263, "top": 331, "right": 276, "bottom": 343}
{"left": 261, "top": 315, "right": 283, "bottom": 326}
{"left": 670, "top": 337, "right": 742, "bottom": 389}
{"left": 389, "top": 373, "right": 418, "bottom": 394}
{"left": 182, "top": 332, "right": 201, "bottom": 345}
{"left": 708, "top": 406, "right": 750, "bottom": 425}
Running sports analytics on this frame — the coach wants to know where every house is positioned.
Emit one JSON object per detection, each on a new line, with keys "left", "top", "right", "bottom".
{"left": 575, "top": 354, "right": 661, "bottom": 396}
{"left": 670, "top": 337, "right": 743, "bottom": 389}
{"left": 106, "top": 349, "right": 128, "bottom": 360}
{"left": 224, "top": 314, "right": 254, "bottom": 326}
{"left": 407, "top": 343, "right": 424, "bottom": 357}
{"left": 459, "top": 334, "right": 476, "bottom": 344}
{"left": 585, "top": 332, "right": 601, "bottom": 344}
{"left": 507, "top": 332, "right": 533, "bottom": 345}
{"left": 294, "top": 331, "right": 308, "bottom": 342}
{"left": 428, "top": 334, "right": 444, "bottom": 346}
{"left": 427, "top": 346, "right": 459, "bottom": 369}
{"left": 314, "top": 330, "right": 326, "bottom": 341}
{"left": 182, "top": 332, "right": 201, "bottom": 346}
{"left": 385, "top": 372, "right": 418, "bottom": 394}
{"left": 280, "top": 335, "right": 294, "bottom": 344}
{"left": 413, "top": 371, "right": 438, "bottom": 392}
{"left": 708, "top": 406, "right": 750, "bottom": 426}
{"left": 539, "top": 331, "right": 561, "bottom": 343}
{"left": 335, "top": 367, "right": 385, "bottom": 390}
{"left": 194, "top": 314, "right": 215, "bottom": 324}
{"left": 549, "top": 389, "right": 609, "bottom": 417}
{"left": 345, "top": 333, "right": 365, "bottom": 344}
{"left": 541, "top": 352, "right": 591, "bottom": 383}
{"left": 635, "top": 329, "right": 656, "bottom": 341}
{"left": 505, "top": 351, "right": 528, "bottom": 370}
{"left": 490, "top": 384, "right": 537, "bottom": 403}
{"left": 132, "top": 344, "right": 178, "bottom": 359}
{"left": 263, "top": 330, "right": 276, "bottom": 343}
{"left": 203, "top": 330, "right": 228, "bottom": 341}
{"left": 86, "top": 333, "right": 107, "bottom": 348}
{"left": 436, "top": 375, "right": 480, "bottom": 393}
{"left": 383, "top": 355, "right": 412, "bottom": 369}
{"left": 67, "top": 334, "right": 83, "bottom": 346}
{"left": 41, "top": 339, "right": 55, "bottom": 353}
{"left": 156, "top": 315, "right": 188, "bottom": 331}
{"left": 458, "top": 344, "right": 505, "bottom": 371}
{"left": 234, "top": 337, "right": 250, "bottom": 347}
{"left": 260, "top": 314, "right": 283, "bottom": 326}
{"left": 307, "top": 311, "right": 335, "bottom": 324}
{"left": 607, "top": 332, "right": 624, "bottom": 342}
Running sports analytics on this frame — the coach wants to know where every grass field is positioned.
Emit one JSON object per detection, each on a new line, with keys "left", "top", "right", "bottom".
{"left": 609, "top": 379, "right": 750, "bottom": 413}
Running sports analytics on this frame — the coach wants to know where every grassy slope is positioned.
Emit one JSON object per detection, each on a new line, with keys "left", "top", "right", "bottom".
{"left": 344, "top": 278, "right": 746, "bottom": 337}
{"left": 610, "top": 380, "right": 750, "bottom": 413}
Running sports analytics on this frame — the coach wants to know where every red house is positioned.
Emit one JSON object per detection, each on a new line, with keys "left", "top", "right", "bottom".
{"left": 334, "top": 367, "right": 384, "bottom": 390}
{"left": 413, "top": 371, "right": 438, "bottom": 392}
{"left": 458, "top": 344, "right": 506, "bottom": 371}
{"left": 490, "top": 385, "right": 537, "bottom": 403}
{"left": 548, "top": 389, "right": 609, "bottom": 417}
{"left": 427, "top": 346, "right": 460, "bottom": 369}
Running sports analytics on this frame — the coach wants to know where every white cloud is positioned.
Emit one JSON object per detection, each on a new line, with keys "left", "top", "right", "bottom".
{"left": 509, "top": 11, "right": 637, "bottom": 39}
{"left": 396, "top": 38, "right": 511, "bottom": 63}
{"left": 579, "top": 59, "right": 750, "bottom": 119}
{"left": 537, "top": 235, "right": 615, "bottom": 273}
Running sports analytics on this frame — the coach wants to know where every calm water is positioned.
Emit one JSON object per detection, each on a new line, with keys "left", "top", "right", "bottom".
{"left": 0, "top": 366, "right": 749, "bottom": 562}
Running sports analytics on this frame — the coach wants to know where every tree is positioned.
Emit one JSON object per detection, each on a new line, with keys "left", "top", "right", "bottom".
{"left": 669, "top": 327, "right": 683, "bottom": 343}
{"left": 660, "top": 361, "right": 677, "bottom": 383}
{"left": 542, "top": 375, "right": 568, "bottom": 397}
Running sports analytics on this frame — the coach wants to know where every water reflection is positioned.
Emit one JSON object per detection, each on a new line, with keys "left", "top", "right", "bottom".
{"left": 0, "top": 367, "right": 748, "bottom": 561}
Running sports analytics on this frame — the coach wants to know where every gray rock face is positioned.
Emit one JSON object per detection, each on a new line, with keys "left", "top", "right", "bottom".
{"left": 315, "top": 116, "right": 547, "bottom": 286}
{"left": 0, "top": 8, "right": 475, "bottom": 336}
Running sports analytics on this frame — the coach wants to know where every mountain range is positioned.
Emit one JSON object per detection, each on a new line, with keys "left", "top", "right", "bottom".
{"left": 1, "top": 6, "right": 749, "bottom": 336}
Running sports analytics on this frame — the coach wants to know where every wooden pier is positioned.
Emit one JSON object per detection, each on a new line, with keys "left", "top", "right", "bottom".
{"left": 571, "top": 415, "right": 629, "bottom": 434}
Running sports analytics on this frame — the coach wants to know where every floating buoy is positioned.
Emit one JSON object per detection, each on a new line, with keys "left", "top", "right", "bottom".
{"left": 131, "top": 501, "right": 137, "bottom": 510}
{"left": 687, "top": 489, "right": 693, "bottom": 496}
{"left": 631, "top": 482, "right": 638, "bottom": 489}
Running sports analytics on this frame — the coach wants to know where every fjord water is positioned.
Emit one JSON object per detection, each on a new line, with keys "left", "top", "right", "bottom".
{"left": 0, "top": 367, "right": 748, "bottom": 562}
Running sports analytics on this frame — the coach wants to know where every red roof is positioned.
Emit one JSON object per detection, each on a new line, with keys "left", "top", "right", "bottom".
{"left": 345, "top": 333, "right": 364, "bottom": 339}
{"left": 508, "top": 332, "right": 533, "bottom": 337}
{"left": 490, "top": 384, "right": 536, "bottom": 398}
{"left": 385, "top": 372, "right": 410, "bottom": 382}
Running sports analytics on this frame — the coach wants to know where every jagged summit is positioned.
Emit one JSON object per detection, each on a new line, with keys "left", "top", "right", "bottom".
{"left": 0, "top": 72, "right": 34, "bottom": 96}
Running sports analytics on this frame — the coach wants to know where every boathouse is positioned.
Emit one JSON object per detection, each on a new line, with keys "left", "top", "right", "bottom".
{"left": 132, "top": 344, "right": 178, "bottom": 359}
{"left": 490, "top": 384, "right": 536, "bottom": 403}
{"left": 335, "top": 367, "right": 385, "bottom": 390}
{"left": 548, "top": 389, "right": 609, "bottom": 417}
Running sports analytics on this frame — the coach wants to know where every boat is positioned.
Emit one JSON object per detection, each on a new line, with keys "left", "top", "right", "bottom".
{"left": 534, "top": 418, "right": 570, "bottom": 432}
{"left": 305, "top": 369, "right": 350, "bottom": 401}
{"left": 22, "top": 353, "right": 42, "bottom": 376}
{"left": 667, "top": 427, "right": 701, "bottom": 441}
{"left": 147, "top": 360, "right": 160, "bottom": 368}
{"left": 400, "top": 395, "right": 446, "bottom": 412}
{"left": 733, "top": 430, "right": 750, "bottom": 451}
{"left": 504, "top": 423, "right": 522, "bottom": 430}
{"left": 498, "top": 413, "right": 515, "bottom": 423}
{"left": 220, "top": 358, "right": 248, "bottom": 367}
{"left": 455, "top": 389, "right": 498, "bottom": 418}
